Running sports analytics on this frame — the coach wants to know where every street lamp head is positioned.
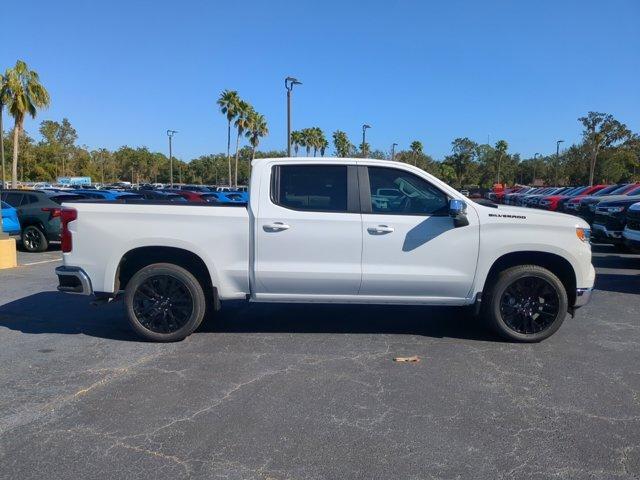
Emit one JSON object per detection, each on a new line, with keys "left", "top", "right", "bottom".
{"left": 285, "top": 77, "right": 302, "bottom": 90}
{"left": 363, "top": 124, "right": 371, "bottom": 130}
{"left": 167, "top": 129, "right": 178, "bottom": 137}
{"left": 557, "top": 139, "right": 564, "bottom": 144}
{"left": 392, "top": 142, "right": 398, "bottom": 147}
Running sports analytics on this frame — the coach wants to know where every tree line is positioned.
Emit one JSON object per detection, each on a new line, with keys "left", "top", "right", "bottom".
{"left": 1, "top": 60, "right": 638, "bottom": 188}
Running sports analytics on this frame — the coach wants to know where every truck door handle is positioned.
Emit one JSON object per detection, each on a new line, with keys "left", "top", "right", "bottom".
{"left": 263, "top": 222, "right": 290, "bottom": 232}
{"left": 367, "top": 225, "right": 394, "bottom": 234}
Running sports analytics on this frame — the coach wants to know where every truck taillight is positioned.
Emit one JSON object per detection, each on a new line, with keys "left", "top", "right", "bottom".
{"left": 61, "top": 208, "right": 77, "bottom": 253}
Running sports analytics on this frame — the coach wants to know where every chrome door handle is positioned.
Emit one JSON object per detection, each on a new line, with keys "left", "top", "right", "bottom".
{"left": 264, "top": 222, "right": 290, "bottom": 232}
{"left": 367, "top": 225, "right": 394, "bottom": 234}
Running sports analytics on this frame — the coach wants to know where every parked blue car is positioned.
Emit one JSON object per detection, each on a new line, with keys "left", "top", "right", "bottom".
{"left": 67, "top": 190, "right": 144, "bottom": 200}
{"left": 1, "top": 200, "right": 21, "bottom": 235}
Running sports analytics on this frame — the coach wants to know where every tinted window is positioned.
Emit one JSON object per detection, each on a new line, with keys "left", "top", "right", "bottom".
{"left": 4, "top": 193, "right": 23, "bottom": 207}
{"left": 274, "top": 165, "right": 348, "bottom": 212}
{"left": 368, "top": 167, "right": 448, "bottom": 215}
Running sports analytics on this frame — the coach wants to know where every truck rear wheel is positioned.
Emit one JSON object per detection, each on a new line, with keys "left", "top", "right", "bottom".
{"left": 483, "top": 265, "right": 568, "bottom": 342}
{"left": 124, "top": 263, "right": 206, "bottom": 342}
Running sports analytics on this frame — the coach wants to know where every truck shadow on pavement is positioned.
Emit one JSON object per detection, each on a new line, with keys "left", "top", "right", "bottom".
{"left": 0, "top": 292, "right": 497, "bottom": 342}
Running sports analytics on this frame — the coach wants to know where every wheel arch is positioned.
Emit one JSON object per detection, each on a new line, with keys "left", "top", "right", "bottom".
{"left": 115, "top": 246, "right": 220, "bottom": 310}
{"left": 481, "top": 251, "right": 577, "bottom": 306}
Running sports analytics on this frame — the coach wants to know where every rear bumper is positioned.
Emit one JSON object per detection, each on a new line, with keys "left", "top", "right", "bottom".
{"left": 55, "top": 266, "right": 93, "bottom": 295}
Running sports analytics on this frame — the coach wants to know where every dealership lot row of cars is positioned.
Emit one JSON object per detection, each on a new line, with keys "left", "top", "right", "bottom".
{"left": 488, "top": 183, "right": 640, "bottom": 252}
{"left": 1, "top": 185, "right": 248, "bottom": 252}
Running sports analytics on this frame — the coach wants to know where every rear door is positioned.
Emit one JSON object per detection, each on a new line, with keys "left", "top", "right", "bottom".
{"left": 253, "top": 163, "right": 362, "bottom": 297}
{"left": 359, "top": 166, "right": 480, "bottom": 302}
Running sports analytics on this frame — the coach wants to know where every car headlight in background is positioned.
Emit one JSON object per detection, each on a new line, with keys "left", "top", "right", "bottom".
{"left": 607, "top": 206, "right": 625, "bottom": 213}
{"left": 576, "top": 227, "right": 591, "bottom": 243}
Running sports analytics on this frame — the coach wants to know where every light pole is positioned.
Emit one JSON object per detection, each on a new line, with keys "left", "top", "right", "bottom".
{"left": 391, "top": 143, "right": 398, "bottom": 161}
{"left": 167, "top": 130, "right": 178, "bottom": 187}
{"left": 555, "top": 140, "right": 564, "bottom": 186}
{"left": 285, "top": 77, "right": 302, "bottom": 157}
{"left": 362, "top": 124, "right": 371, "bottom": 157}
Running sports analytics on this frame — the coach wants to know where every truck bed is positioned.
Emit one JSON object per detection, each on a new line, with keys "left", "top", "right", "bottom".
{"left": 62, "top": 201, "right": 250, "bottom": 298}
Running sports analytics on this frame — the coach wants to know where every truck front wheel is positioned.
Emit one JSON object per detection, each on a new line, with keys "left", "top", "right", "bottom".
{"left": 124, "top": 263, "right": 207, "bottom": 342}
{"left": 483, "top": 265, "right": 568, "bottom": 342}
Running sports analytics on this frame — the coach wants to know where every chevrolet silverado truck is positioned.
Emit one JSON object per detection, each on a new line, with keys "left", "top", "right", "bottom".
{"left": 55, "top": 158, "right": 595, "bottom": 342}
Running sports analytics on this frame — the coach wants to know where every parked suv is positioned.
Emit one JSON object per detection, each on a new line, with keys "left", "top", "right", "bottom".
{"left": 591, "top": 196, "right": 640, "bottom": 250}
{"left": 0, "top": 190, "right": 86, "bottom": 252}
{"left": 622, "top": 202, "right": 640, "bottom": 252}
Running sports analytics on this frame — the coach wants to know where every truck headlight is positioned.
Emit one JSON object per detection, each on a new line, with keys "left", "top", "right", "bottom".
{"left": 576, "top": 227, "right": 591, "bottom": 243}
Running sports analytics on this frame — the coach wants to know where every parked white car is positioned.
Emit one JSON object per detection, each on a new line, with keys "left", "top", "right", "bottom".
{"left": 56, "top": 157, "right": 595, "bottom": 342}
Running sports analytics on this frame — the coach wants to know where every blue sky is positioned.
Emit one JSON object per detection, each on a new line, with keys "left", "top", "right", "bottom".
{"left": 2, "top": 0, "right": 639, "bottom": 161}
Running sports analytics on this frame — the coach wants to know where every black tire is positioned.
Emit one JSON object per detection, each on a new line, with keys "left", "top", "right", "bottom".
{"left": 21, "top": 225, "right": 48, "bottom": 252}
{"left": 124, "top": 263, "right": 207, "bottom": 342}
{"left": 483, "top": 265, "right": 568, "bottom": 342}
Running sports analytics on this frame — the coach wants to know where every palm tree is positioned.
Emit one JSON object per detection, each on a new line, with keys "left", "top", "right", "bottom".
{"left": 290, "top": 130, "right": 303, "bottom": 156}
{"left": 410, "top": 140, "right": 423, "bottom": 166}
{"left": 301, "top": 128, "right": 312, "bottom": 156}
{"left": 217, "top": 90, "right": 240, "bottom": 186}
{"left": 1, "top": 60, "right": 50, "bottom": 187}
{"left": 233, "top": 100, "right": 252, "bottom": 187}
{"left": 320, "top": 137, "right": 329, "bottom": 157}
{"left": 312, "top": 128, "right": 327, "bottom": 157}
{"left": 245, "top": 110, "right": 268, "bottom": 160}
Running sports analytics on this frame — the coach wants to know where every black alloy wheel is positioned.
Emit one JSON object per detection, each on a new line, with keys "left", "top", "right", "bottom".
{"left": 132, "top": 275, "right": 194, "bottom": 334}
{"left": 499, "top": 276, "right": 560, "bottom": 335}
{"left": 484, "top": 265, "right": 568, "bottom": 342}
{"left": 124, "top": 263, "right": 207, "bottom": 342}
{"left": 22, "top": 226, "right": 48, "bottom": 252}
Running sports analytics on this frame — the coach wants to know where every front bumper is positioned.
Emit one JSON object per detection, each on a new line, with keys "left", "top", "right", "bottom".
{"left": 574, "top": 288, "right": 593, "bottom": 308}
{"left": 623, "top": 227, "right": 640, "bottom": 249}
{"left": 55, "top": 266, "right": 93, "bottom": 295}
{"left": 592, "top": 223, "right": 623, "bottom": 243}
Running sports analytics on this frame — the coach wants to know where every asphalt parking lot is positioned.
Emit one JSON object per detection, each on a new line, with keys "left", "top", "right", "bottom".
{"left": 0, "top": 245, "right": 638, "bottom": 479}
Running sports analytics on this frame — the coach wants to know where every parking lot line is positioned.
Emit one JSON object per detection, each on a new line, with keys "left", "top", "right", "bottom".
{"left": 21, "top": 258, "right": 62, "bottom": 266}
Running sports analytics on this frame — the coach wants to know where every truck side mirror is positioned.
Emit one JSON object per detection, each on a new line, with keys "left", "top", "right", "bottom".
{"left": 449, "top": 199, "right": 469, "bottom": 228}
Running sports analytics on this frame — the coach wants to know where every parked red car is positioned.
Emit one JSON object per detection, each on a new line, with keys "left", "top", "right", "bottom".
{"left": 161, "top": 189, "right": 211, "bottom": 202}
{"left": 537, "top": 185, "right": 603, "bottom": 211}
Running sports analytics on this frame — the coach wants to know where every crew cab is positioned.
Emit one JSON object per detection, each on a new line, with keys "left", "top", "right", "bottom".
{"left": 55, "top": 158, "right": 595, "bottom": 343}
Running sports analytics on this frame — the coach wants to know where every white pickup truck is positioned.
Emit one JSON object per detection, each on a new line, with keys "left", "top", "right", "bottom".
{"left": 56, "top": 158, "right": 595, "bottom": 342}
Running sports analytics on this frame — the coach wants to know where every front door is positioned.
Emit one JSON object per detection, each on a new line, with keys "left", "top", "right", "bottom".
{"left": 359, "top": 166, "right": 479, "bottom": 302}
{"left": 253, "top": 164, "right": 362, "bottom": 298}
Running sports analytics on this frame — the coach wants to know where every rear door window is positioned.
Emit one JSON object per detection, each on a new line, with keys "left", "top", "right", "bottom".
{"left": 272, "top": 165, "right": 348, "bottom": 212}
{"left": 4, "top": 193, "right": 23, "bottom": 207}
